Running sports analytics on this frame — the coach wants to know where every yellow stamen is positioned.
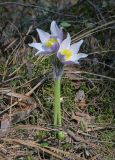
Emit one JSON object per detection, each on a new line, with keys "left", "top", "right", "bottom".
{"left": 61, "top": 49, "right": 72, "bottom": 60}
{"left": 45, "top": 38, "right": 57, "bottom": 47}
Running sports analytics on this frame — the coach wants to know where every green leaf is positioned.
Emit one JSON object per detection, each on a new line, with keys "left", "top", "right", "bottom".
{"left": 40, "top": 142, "right": 49, "bottom": 147}
{"left": 60, "top": 22, "right": 71, "bottom": 28}
{"left": 85, "top": 22, "right": 94, "bottom": 28}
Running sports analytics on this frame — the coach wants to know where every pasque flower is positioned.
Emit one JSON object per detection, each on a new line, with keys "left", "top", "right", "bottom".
{"left": 57, "top": 33, "right": 87, "bottom": 65}
{"left": 28, "top": 21, "right": 63, "bottom": 55}
{"left": 28, "top": 21, "right": 88, "bottom": 138}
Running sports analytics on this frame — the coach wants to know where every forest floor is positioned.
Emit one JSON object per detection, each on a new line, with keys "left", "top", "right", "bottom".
{"left": 0, "top": 1, "right": 115, "bottom": 160}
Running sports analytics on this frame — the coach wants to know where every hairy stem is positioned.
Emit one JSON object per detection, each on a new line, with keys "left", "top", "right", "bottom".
{"left": 54, "top": 78, "right": 61, "bottom": 127}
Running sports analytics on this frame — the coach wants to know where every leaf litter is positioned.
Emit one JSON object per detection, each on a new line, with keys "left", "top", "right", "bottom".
{"left": 0, "top": 0, "right": 115, "bottom": 159}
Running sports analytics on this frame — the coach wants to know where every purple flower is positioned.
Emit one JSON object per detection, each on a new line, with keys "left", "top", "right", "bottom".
{"left": 57, "top": 33, "right": 88, "bottom": 65}
{"left": 28, "top": 21, "right": 63, "bottom": 55}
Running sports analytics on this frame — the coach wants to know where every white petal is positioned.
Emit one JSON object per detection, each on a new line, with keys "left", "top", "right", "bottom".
{"left": 28, "top": 43, "right": 42, "bottom": 50}
{"left": 50, "top": 21, "right": 63, "bottom": 43}
{"left": 77, "top": 53, "right": 88, "bottom": 58}
{"left": 70, "top": 40, "right": 83, "bottom": 54}
{"left": 74, "top": 61, "right": 79, "bottom": 64}
{"left": 36, "top": 28, "right": 50, "bottom": 43}
{"left": 50, "top": 21, "right": 59, "bottom": 36}
{"left": 59, "top": 33, "right": 71, "bottom": 51}
{"left": 70, "top": 53, "right": 88, "bottom": 62}
{"left": 35, "top": 50, "right": 51, "bottom": 55}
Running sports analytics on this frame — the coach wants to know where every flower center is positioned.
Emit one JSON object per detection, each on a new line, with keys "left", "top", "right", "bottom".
{"left": 45, "top": 38, "right": 57, "bottom": 47}
{"left": 61, "top": 49, "right": 72, "bottom": 60}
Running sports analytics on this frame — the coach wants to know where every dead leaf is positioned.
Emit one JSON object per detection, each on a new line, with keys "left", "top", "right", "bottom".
{"left": 79, "top": 99, "right": 87, "bottom": 109}
{"left": 90, "top": 36, "right": 99, "bottom": 50}
{"left": 0, "top": 89, "right": 37, "bottom": 124}
{"left": 72, "top": 112, "right": 95, "bottom": 125}
{"left": 0, "top": 115, "right": 10, "bottom": 138}
{"left": 11, "top": 97, "right": 37, "bottom": 123}
{"left": 0, "top": 89, "right": 31, "bottom": 100}
{"left": 75, "top": 90, "right": 87, "bottom": 109}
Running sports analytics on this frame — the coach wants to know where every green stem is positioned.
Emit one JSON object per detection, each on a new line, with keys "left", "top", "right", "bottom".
{"left": 54, "top": 78, "right": 61, "bottom": 127}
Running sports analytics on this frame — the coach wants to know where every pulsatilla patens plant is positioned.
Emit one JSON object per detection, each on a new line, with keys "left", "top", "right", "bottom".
{"left": 28, "top": 21, "right": 88, "bottom": 134}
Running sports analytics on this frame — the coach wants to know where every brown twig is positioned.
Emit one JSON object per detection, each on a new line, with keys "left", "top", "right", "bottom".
{"left": 66, "top": 70, "right": 115, "bottom": 81}
{"left": 0, "top": 72, "right": 51, "bottom": 116}
{"left": 1, "top": 138, "right": 63, "bottom": 160}
{"left": 87, "top": 0, "right": 106, "bottom": 22}
{"left": 67, "top": 130, "right": 101, "bottom": 150}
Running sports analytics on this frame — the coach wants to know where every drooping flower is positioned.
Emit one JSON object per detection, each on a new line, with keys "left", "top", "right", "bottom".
{"left": 28, "top": 21, "right": 63, "bottom": 55}
{"left": 57, "top": 33, "right": 88, "bottom": 65}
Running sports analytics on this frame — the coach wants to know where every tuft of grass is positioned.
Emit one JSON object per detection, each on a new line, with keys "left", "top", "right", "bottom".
{"left": 62, "top": 78, "right": 75, "bottom": 110}
{"left": 100, "top": 130, "right": 115, "bottom": 149}
{"left": 35, "top": 131, "right": 48, "bottom": 140}
{"left": 62, "top": 142, "right": 73, "bottom": 150}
